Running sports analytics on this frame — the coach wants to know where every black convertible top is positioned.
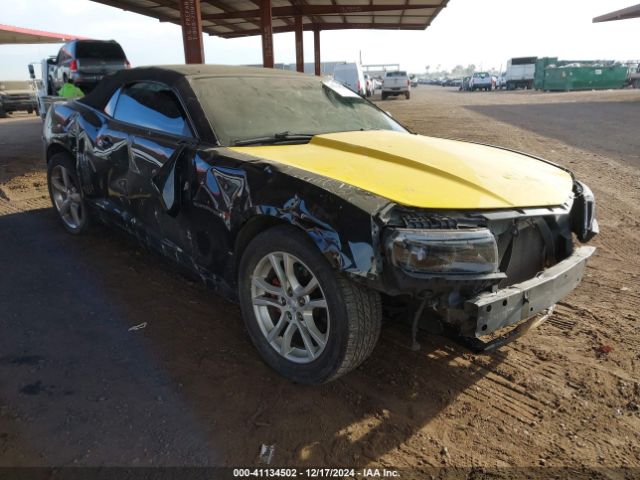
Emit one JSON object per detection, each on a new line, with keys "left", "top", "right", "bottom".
{"left": 80, "top": 64, "right": 303, "bottom": 111}
{"left": 79, "top": 64, "right": 305, "bottom": 143}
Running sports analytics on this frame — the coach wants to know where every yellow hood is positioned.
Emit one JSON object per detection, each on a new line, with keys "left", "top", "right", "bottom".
{"left": 231, "top": 130, "right": 573, "bottom": 210}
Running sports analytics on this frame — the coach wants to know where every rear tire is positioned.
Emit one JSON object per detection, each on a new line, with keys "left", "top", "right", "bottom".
{"left": 381, "top": 92, "right": 388, "bottom": 100}
{"left": 238, "top": 225, "right": 382, "bottom": 384}
{"left": 47, "top": 152, "right": 90, "bottom": 235}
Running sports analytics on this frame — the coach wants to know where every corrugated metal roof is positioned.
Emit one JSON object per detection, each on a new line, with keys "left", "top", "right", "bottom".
{"left": 90, "top": 0, "right": 449, "bottom": 38}
{"left": 593, "top": 3, "right": 640, "bottom": 22}
{"left": 0, "top": 24, "right": 87, "bottom": 44}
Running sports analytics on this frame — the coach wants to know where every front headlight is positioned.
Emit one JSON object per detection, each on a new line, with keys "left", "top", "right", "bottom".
{"left": 387, "top": 228, "right": 499, "bottom": 275}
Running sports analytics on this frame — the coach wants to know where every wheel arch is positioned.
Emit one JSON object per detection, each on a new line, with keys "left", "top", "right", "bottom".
{"left": 232, "top": 205, "right": 377, "bottom": 282}
{"left": 46, "top": 142, "right": 72, "bottom": 163}
{"left": 233, "top": 215, "right": 290, "bottom": 274}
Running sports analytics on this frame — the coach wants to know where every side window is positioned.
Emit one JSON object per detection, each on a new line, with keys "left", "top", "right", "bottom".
{"left": 113, "top": 82, "right": 193, "bottom": 138}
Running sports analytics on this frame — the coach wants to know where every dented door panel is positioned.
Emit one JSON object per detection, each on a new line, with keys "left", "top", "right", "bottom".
{"left": 126, "top": 131, "right": 192, "bottom": 263}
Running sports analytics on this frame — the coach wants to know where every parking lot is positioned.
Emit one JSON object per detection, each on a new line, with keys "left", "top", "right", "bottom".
{"left": 1, "top": 86, "right": 639, "bottom": 469}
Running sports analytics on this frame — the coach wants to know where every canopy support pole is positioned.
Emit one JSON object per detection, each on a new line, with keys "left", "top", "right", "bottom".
{"left": 295, "top": 15, "right": 304, "bottom": 72}
{"left": 261, "top": 0, "right": 274, "bottom": 68}
{"left": 313, "top": 27, "right": 321, "bottom": 76}
{"left": 179, "top": 0, "right": 205, "bottom": 64}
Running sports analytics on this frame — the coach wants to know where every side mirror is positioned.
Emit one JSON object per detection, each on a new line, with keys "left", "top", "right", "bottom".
{"left": 28, "top": 64, "right": 35, "bottom": 79}
{"left": 152, "top": 144, "right": 186, "bottom": 216}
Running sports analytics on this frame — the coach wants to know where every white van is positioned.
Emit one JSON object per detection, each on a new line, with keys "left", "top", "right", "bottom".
{"left": 333, "top": 63, "right": 366, "bottom": 96}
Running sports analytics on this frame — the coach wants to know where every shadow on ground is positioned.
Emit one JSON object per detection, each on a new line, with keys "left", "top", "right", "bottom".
{"left": 0, "top": 207, "right": 502, "bottom": 466}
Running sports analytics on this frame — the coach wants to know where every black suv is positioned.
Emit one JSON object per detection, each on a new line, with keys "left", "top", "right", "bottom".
{"left": 50, "top": 39, "right": 129, "bottom": 94}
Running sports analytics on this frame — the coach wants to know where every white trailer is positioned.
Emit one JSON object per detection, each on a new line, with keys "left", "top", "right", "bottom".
{"left": 28, "top": 57, "right": 63, "bottom": 119}
{"left": 505, "top": 57, "right": 537, "bottom": 90}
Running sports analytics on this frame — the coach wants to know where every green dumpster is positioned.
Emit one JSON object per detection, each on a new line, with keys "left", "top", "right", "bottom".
{"left": 534, "top": 57, "right": 557, "bottom": 90}
{"left": 542, "top": 65, "right": 628, "bottom": 91}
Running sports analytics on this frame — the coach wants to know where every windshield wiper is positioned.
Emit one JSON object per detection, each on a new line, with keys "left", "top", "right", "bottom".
{"left": 233, "top": 131, "right": 314, "bottom": 146}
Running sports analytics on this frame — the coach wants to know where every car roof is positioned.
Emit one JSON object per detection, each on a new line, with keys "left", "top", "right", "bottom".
{"left": 80, "top": 64, "right": 306, "bottom": 110}
{"left": 143, "top": 64, "right": 305, "bottom": 79}
{"left": 79, "top": 64, "right": 313, "bottom": 144}
{"left": 66, "top": 39, "right": 121, "bottom": 46}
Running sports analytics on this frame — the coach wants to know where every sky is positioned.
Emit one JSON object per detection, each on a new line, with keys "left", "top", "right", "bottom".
{"left": 1, "top": 0, "right": 639, "bottom": 80}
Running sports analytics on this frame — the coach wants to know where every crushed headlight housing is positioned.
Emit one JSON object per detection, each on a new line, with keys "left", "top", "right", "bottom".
{"left": 571, "top": 180, "right": 598, "bottom": 243}
{"left": 388, "top": 228, "right": 499, "bottom": 275}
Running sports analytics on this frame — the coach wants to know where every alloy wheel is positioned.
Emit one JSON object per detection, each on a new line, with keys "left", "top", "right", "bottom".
{"left": 50, "top": 165, "right": 84, "bottom": 230}
{"left": 251, "top": 251, "right": 330, "bottom": 364}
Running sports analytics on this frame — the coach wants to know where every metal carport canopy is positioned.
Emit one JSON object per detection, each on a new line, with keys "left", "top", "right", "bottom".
{"left": 0, "top": 24, "right": 86, "bottom": 44}
{"left": 593, "top": 3, "right": 640, "bottom": 22}
{"left": 88, "top": 0, "right": 450, "bottom": 73}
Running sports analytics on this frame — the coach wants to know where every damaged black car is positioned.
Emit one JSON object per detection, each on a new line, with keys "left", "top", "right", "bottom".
{"left": 43, "top": 65, "right": 597, "bottom": 384}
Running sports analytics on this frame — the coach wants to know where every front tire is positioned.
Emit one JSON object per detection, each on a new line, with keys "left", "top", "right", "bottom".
{"left": 238, "top": 225, "right": 382, "bottom": 384}
{"left": 47, "top": 152, "right": 90, "bottom": 235}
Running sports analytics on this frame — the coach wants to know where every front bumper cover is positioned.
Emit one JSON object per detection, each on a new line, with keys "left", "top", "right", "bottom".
{"left": 462, "top": 246, "right": 595, "bottom": 345}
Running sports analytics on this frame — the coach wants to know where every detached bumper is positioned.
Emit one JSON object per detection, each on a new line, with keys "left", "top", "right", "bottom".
{"left": 462, "top": 246, "right": 595, "bottom": 348}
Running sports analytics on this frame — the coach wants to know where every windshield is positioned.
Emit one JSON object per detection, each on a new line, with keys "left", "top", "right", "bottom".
{"left": 191, "top": 75, "right": 406, "bottom": 146}
{"left": 386, "top": 71, "right": 407, "bottom": 77}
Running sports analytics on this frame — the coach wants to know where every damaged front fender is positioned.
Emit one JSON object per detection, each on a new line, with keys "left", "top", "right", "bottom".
{"left": 190, "top": 147, "right": 390, "bottom": 285}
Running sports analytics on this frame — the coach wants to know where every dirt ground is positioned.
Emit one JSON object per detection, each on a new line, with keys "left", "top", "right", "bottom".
{"left": 0, "top": 87, "right": 639, "bottom": 473}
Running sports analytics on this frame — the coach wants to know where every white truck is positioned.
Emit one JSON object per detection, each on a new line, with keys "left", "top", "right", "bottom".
{"left": 381, "top": 70, "right": 410, "bottom": 100}
{"left": 28, "top": 58, "right": 65, "bottom": 119}
{"left": 469, "top": 72, "right": 493, "bottom": 91}
{"left": 505, "top": 57, "right": 537, "bottom": 90}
